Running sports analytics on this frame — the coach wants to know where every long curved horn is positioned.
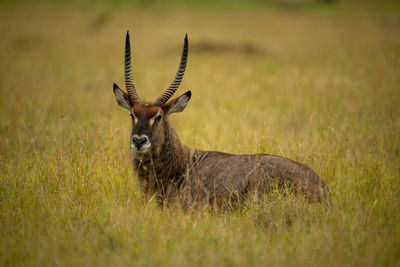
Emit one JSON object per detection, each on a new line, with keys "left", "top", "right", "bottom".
{"left": 153, "top": 34, "right": 188, "bottom": 106}
{"left": 125, "top": 31, "right": 141, "bottom": 103}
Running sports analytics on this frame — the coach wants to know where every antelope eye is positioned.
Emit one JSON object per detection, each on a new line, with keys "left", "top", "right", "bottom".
{"left": 155, "top": 115, "right": 162, "bottom": 122}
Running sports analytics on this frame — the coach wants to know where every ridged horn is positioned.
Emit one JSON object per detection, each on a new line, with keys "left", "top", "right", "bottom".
{"left": 125, "top": 31, "right": 141, "bottom": 103}
{"left": 153, "top": 34, "right": 189, "bottom": 106}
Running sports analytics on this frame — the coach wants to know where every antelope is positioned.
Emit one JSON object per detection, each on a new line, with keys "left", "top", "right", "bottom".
{"left": 112, "top": 32, "right": 330, "bottom": 208}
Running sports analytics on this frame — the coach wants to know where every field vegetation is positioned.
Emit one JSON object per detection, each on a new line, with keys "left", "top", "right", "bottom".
{"left": 0, "top": 0, "right": 399, "bottom": 266}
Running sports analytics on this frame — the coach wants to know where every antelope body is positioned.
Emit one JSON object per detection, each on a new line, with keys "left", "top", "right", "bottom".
{"left": 113, "top": 32, "right": 330, "bottom": 207}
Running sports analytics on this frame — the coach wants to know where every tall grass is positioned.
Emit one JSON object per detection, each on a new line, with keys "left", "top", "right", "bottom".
{"left": 0, "top": 3, "right": 399, "bottom": 266}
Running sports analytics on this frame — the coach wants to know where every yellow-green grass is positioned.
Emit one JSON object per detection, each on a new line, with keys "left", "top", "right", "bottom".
{"left": 0, "top": 4, "right": 399, "bottom": 266}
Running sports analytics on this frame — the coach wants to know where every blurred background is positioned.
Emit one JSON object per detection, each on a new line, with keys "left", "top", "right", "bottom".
{"left": 1, "top": 0, "right": 398, "bottom": 149}
{"left": 1, "top": 0, "right": 399, "bottom": 155}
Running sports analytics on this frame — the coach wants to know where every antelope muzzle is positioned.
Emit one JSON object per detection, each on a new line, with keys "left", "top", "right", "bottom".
{"left": 131, "top": 134, "right": 150, "bottom": 152}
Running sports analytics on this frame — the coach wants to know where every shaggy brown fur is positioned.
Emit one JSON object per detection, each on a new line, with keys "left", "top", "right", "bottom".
{"left": 129, "top": 111, "right": 330, "bottom": 208}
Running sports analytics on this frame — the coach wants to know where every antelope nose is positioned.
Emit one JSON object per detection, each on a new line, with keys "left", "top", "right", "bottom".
{"left": 132, "top": 135, "right": 148, "bottom": 149}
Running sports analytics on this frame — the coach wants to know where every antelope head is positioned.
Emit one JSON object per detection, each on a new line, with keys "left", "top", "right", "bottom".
{"left": 113, "top": 31, "right": 191, "bottom": 154}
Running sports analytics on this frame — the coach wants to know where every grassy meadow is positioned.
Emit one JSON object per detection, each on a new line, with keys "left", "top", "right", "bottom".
{"left": 0, "top": 1, "right": 399, "bottom": 266}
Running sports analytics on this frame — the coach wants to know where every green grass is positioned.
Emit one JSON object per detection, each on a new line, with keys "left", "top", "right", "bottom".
{"left": 0, "top": 2, "right": 399, "bottom": 266}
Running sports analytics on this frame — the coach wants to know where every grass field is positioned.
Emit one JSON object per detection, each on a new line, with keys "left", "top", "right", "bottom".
{"left": 0, "top": 1, "right": 399, "bottom": 266}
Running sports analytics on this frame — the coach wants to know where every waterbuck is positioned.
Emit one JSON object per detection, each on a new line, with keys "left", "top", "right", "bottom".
{"left": 112, "top": 32, "right": 330, "bottom": 208}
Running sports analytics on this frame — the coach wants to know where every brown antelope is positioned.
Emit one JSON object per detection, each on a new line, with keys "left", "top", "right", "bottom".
{"left": 113, "top": 32, "right": 330, "bottom": 208}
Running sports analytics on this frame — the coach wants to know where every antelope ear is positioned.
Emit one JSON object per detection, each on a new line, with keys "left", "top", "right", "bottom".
{"left": 113, "top": 83, "right": 132, "bottom": 110}
{"left": 163, "top": 91, "right": 191, "bottom": 116}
